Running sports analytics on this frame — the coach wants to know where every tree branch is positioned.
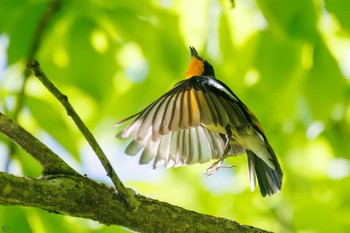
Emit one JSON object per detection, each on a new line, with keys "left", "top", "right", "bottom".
{"left": 0, "top": 112, "right": 77, "bottom": 176}
{"left": 0, "top": 112, "right": 271, "bottom": 233}
{"left": 6, "top": 0, "right": 61, "bottom": 171}
{"left": 13, "top": 0, "right": 60, "bottom": 119}
{"left": 26, "top": 60, "right": 136, "bottom": 207}
{"left": 0, "top": 172, "right": 270, "bottom": 233}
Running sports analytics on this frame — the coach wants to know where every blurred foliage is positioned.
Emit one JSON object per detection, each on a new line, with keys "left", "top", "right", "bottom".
{"left": 0, "top": 0, "right": 350, "bottom": 232}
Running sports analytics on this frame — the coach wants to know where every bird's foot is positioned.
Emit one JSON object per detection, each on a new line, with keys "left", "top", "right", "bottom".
{"left": 203, "top": 159, "right": 234, "bottom": 176}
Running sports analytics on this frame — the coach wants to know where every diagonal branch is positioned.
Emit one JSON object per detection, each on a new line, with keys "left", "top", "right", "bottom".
{"left": 26, "top": 60, "right": 136, "bottom": 206}
{"left": 13, "top": 0, "right": 61, "bottom": 119}
{"left": 6, "top": 0, "right": 61, "bottom": 171}
{"left": 0, "top": 171, "right": 271, "bottom": 233}
{"left": 0, "top": 112, "right": 77, "bottom": 176}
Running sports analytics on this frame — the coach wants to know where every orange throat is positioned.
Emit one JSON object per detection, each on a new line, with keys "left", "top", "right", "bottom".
{"left": 185, "top": 57, "right": 205, "bottom": 79}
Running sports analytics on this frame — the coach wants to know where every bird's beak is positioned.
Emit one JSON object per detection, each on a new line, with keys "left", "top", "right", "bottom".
{"left": 189, "top": 46, "right": 200, "bottom": 58}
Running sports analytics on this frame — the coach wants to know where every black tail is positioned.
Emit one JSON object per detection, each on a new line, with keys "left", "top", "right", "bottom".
{"left": 247, "top": 149, "right": 283, "bottom": 197}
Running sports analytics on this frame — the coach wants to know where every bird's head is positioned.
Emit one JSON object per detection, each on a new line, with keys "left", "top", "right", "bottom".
{"left": 185, "top": 46, "right": 215, "bottom": 79}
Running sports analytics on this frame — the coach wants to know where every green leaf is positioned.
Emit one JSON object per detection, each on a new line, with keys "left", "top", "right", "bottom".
{"left": 304, "top": 41, "right": 348, "bottom": 121}
{"left": 325, "top": 0, "right": 350, "bottom": 32}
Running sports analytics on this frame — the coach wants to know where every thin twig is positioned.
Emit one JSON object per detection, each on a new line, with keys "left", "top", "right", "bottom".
{"left": 27, "top": 60, "right": 136, "bottom": 207}
{"left": 13, "top": 0, "right": 60, "bottom": 119}
{"left": 6, "top": 0, "right": 61, "bottom": 171}
{"left": 0, "top": 112, "right": 77, "bottom": 176}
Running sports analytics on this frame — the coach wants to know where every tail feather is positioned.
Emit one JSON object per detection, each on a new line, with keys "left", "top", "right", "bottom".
{"left": 247, "top": 149, "right": 283, "bottom": 197}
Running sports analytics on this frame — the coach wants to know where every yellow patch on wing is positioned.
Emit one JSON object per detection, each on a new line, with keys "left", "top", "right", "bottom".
{"left": 189, "top": 88, "right": 200, "bottom": 126}
{"left": 246, "top": 107, "right": 266, "bottom": 136}
{"left": 185, "top": 57, "right": 204, "bottom": 79}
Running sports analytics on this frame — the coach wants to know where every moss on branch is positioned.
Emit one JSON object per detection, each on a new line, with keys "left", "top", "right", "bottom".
{"left": 0, "top": 172, "right": 270, "bottom": 233}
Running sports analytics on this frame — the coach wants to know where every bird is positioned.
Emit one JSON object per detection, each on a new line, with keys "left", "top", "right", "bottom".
{"left": 116, "top": 46, "right": 283, "bottom": 196}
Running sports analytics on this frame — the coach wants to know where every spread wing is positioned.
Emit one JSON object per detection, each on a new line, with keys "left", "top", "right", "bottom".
{"left": 117, "top": 76, "right": 247, "bottom": 168}
{"left": 121, "top": 127, "right": 226, "bottom": 168}
{"left": 117, "top": 75, "right": 283, "bottom": 196}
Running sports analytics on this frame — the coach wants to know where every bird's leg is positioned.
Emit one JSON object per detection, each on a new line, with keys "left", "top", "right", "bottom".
{"left": 203, "top": 157, "right": 233, "bottom": 176}
{"left": 204, "top": 128, "right": 234, "bottom": 176}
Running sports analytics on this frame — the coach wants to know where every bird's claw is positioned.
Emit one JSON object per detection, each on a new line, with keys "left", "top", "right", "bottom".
{"left": 203, "top": 160, "right": 234, "bottom": 176}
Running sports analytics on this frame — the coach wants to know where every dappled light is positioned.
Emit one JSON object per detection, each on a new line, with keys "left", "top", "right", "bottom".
{"left": 0, "top": 0, "right": 350, "bottom": 232}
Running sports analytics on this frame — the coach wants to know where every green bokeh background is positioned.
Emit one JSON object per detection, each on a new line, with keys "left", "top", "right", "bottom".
{"left": 1, "top": 0, "right": 350, "bottom": 232}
